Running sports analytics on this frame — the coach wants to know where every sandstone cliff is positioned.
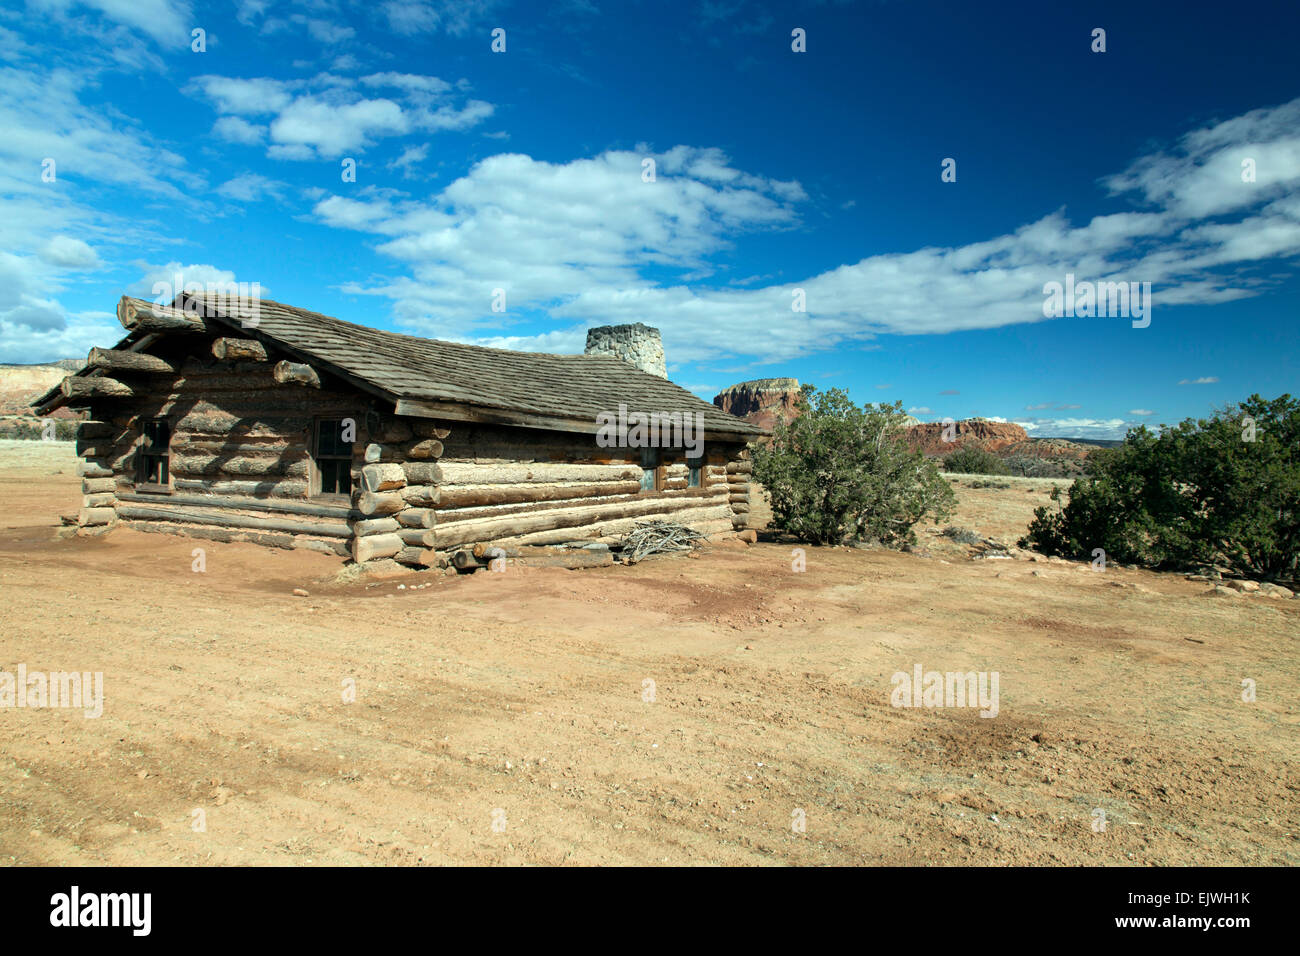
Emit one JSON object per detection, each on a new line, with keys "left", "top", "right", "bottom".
{"left": 713, "top": 378, "right": 802, "bottom": 431}
{"left": 0, "top": 362, "right": 81, "bottom": 420}
{"left": 902, "top": 418, "right": 1029, "bottom": 456}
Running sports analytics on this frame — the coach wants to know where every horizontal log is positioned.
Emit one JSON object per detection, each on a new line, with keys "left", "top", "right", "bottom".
{"left": 121, "top": 520, "right": 349, "bottom": 556}
{"left": 357, "top": 491, "right": 405, "bottom": 516}
{"left": 399, "top": 528, "right": 436, "bottom": 548}
{"left": 78, "top": 507, "right": 116, "bottom": 526}
{"left": 436, "top": 480, "right": 642, "bottom": 510}
{"left": 211, "top": 338, "right": 268, "bottom": 361}
{"left": 729, "top": 493, "right": 749, "bottom": 503}
{"left": 172, "top": 478, "right": 308, "bottom": 497}
{"left": 291, "top": 537, "right": 351, "bottom": 557}
{"left": 360, "top": 463, "right": 406, "bottom": 493}
{"left": 350, "top": 516, "right": 400, "bottom": 536}
{"left": 170, "top": 455, "right": 308, "bottom": 478}
{"left": 395, "top": 547, "right": 428, "bottom": 566}
{"left": 87, "top": 347, "right": 177, "bottom": 374}
{"left": 74, "top": 441, "right": 125, "bottom": 459}
{"left": 399, "top": 484, "right": 441, "bottom": 507}
{"left": 352, "top": 532, "right": 404, "bottom": 563}
{"left": 726, "top": 461, "right": 753, "bottom": 474}
{"left": 406, "top": 439, "right": 443, "bottom": 460}
{"left": 272, "top": 361, "right": 321, "bottom": 388}
{"left": 117, "top": 491, "right": 356, "bottom": 519}
{"left": 115, "top": 504, "right": 351, "bottom": 538}
{"left": 402, "top": 461, "right": 442, "bottom": 485}
{"left": 487, "top": 504, "right": 734, "bottom": 550}
{"left": 77, "top": 461, "right": 114, "bottom": 479}
{"left": 731, "top": 502, "right": 750, "bottom": 514}
{"left": 664, "top": 478, "right": 688, "bottom": 490}
{"left": 377, "top": 421, "right": 414, "bottom": 442}
{"left": 82, "top": 477, "right": 116, "bottom": 494}
{"left": 83, "top": 492, "right": 115, "bottom": 508}
{"left": 451, "top": 550, "right": 482, "bottom": 570}
{"left": 396, "top": 508, "right": 437, "bottom": 529}
{"left": 437, "top": 491, "right": 667, "bottom": 526}
{"left": 61, "top": 376, "right": 133, "bottom": 400}
{"left": 433, "top": 496, "right": 732, "bottom": 550}
{"left": 172, "top": 413, "right": 312, "bottom": 437}
{"left": 175, "top": 439, "right": 303, "bottom": 456}
{"left": 76, "top": 421, "right": 116, "bottom": 440}
{"left": 438, "top": 462, "right": 641, "bottom": 485}
{"left": 412, "top": 421, "right": 451, "bottom": 440}
{"left": 117, "top": 296, "right": 210, "bottom": 333}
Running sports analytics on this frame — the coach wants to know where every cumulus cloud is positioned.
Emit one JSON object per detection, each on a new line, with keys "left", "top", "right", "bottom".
{"left": 1178, "top": 376, "right": 1220, "bottom": 385}
{"left": 305, "top": 99, "right": 1300, "bottom": 364}
{"left": 191, "top": 72, "right": 493, "bottom": 159}
{"left": 39, "top": 236, "right": 101, "bottom": 270}
{"left": 216, "top": 173, "right": 287, "bottom": 203}
{"left": 31, "top": 0, "right": 194, "bottom": 47}
{"left": 128, "top": 262, "right": 268, "bottom": 303}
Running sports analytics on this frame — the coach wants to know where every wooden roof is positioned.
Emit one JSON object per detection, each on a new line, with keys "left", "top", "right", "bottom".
{"left": 35, "top": 292, "right": 766, "bottom": 439}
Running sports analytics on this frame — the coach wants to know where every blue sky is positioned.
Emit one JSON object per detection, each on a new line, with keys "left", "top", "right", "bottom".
{"left": 2, "top": 0, "right": 1297, "bottom": 438}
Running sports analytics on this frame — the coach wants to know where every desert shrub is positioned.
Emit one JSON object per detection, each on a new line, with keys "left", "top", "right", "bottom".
{"left": 752, "top": 387, "right": 955, "bottom": 546}
{"left": 942, "top": 526, "right": 982, "bottom": 545}
{"left": 943, "top": 445, "right": 1009, "bottom": 475}
{"left": 2, "top": 418, "right": 76, "bottom": 441}
{"left": 1004, "top": 455, "right": 1088, "bottom": 479}
{"left": 1020, "top": 394, "right": 1299, "bottom": 580}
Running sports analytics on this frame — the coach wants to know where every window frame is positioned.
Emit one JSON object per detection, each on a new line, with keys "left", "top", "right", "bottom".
{"left": 639, "top": 446, "right": 662, "bottom": 493}
{"left": 686, "top": 446, "right": 704, "bottom": 488}
{"left": 312, "top": 417, "right": 354, "bottom": 499}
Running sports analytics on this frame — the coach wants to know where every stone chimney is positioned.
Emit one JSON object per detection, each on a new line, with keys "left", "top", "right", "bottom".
{"left": 584, "top": 323, "right": 666, "bottom": 378}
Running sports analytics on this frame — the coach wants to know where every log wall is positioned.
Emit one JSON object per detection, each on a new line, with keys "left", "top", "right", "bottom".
{"left": 69, "top": 338, "right": 755, "bottom": 565}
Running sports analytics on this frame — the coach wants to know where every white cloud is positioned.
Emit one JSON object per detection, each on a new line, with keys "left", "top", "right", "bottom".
{"left": 216, "top": 173, "right": 287, "bottom": 203}
{"left": 1178, "top": 376, "right": 1219, "bottom": 385}
{"left": 39, "top": 236, "right": 101, "bottom": 270}
{"left": 191, "top": 72, "right": 493, "bottom": 159}
{"left": 1129, "top": 408, "right": 1154, "bottom": 416}
{"left": 30, "top": 0, "right": 193, "bottom": 47}
{"left": 128, "top": 262, "right": 268, "bottom": 302}
{"left": 380, "top": 0, "right": 499, "bottom": 36}
{"left": 213, "top": 116, "right": 265, "bottom": 145}
{"left": 304, "top": 99, "right": 1300, "bottom": 365}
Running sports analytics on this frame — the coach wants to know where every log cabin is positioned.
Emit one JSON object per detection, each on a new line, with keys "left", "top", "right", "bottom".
{"left": 32, "top": 292, "right": 766, "bottom": 568}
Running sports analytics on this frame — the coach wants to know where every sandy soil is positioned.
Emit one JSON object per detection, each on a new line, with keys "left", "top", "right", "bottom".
{"left": 1, "top": 441, "right": 1296, "bottom": 866}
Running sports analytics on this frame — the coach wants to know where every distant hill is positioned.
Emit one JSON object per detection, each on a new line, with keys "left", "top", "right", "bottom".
{"left": 0, "top": 361, "right": 82, "bottom": 420}
{"left": 1040, "top": 437, "right": 1124, "bottom": 448}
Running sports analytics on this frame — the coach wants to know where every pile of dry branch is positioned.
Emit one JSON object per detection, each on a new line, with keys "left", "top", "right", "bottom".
{"left": 619, "top": 520, "right": 708, "bottom": 564}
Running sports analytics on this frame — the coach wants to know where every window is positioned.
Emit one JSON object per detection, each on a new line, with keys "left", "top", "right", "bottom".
{"left": 138, "top": 419, "right": 170, "bottom": 487}
{"left": 687, "top": 452, "right": 703, "bottom": 488}
{"left": 640, "top": 447, "right": 660, "bottom": 491}
{"left": 314, "top": 419, "right": 353, "bottom": 496}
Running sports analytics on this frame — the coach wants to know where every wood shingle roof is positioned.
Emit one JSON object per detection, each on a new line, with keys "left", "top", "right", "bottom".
{"left": 36, "top": 292, "right": 767, "bottom": 439}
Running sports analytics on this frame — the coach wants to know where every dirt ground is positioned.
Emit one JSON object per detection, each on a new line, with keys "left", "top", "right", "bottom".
{"left": 1, "top": 440, "right": 1296, "bottom": 866}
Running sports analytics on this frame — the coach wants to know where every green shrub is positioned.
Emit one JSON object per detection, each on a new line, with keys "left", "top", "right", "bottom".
{"left": 2, "top": 418, "right": 77, "bottom": 441}
{"left": 751, "top": 387, "right": 955, "bottom": 546}
{"left": 943, "top": 445, "right": 1009, "bottom": 475}
{"left": 1020, "top": 394, "right": 1299, "bottom": 580}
